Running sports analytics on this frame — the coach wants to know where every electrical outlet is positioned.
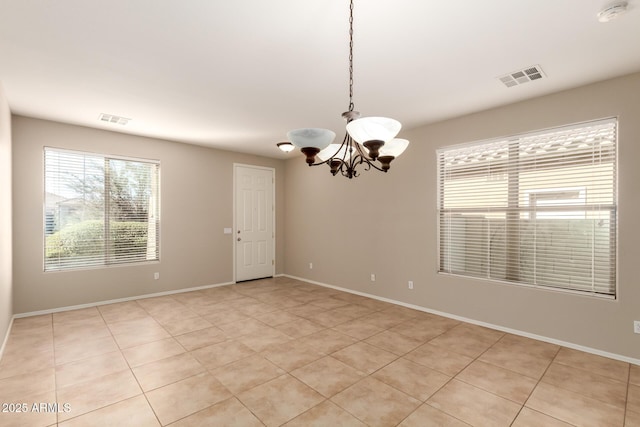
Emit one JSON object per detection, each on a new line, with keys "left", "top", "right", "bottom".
{"left": 309, "top": 262, "right": 313, "bottom": 269}
{"left": 370, "top": 273, "right": 376, "bottom": 282}
{"left": 408, "top": 281, "right": 414, "bottom": 290}
{"left": 154, "top": 272, "right": 159, "bottom": 280}
{"left": 634, "top": 320, "right": 640, "bottom": 334}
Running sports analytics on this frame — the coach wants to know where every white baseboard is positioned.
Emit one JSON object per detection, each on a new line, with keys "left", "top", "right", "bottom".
{"left": 14, "top": 281, "right": 235, "bottom": 318}
{"left": 285, "top": 274, "right": 640, "bottom": 366}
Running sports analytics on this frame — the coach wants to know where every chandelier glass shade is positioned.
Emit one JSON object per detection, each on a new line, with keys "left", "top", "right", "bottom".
{"left": 282, "top": 0, "right": 409, "bottom": 179}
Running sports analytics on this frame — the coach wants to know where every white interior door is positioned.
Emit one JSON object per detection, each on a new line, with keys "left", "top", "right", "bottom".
{"left": 234, "top": 165, "right": 274, "bottom": 282}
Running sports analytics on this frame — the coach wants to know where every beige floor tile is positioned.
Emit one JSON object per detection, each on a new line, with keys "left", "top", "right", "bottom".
{"left": 364, "top": 330, "right": 424, "bottom": 356}
{"left": 0, "top": 368, "right": 55, "bottom": 402}
{"left": 0, "top": 348, "right": 54, "bottom": 379}
{"left": 373, "top": 357, "right": 450, "bottom": 401}
{"left": 108, "top": 317, "right": 170, "bottom": 349}
{"left": 332, "top": 342, "right": 398, "bottom": 375}
{"left": 427, "top": 380, "right": 521, "bottom": 427}
{"left": 332, "top": 319, "right": 385, "bottom": 340}
{"left": 173, "top": 326, "right": 228, "bottom": 351}
{"left": 511, "top": 407, "right": 574, "bottom": 427}
{"left": 149, "top": 305, "right": 199, "bottom": 325}
{"left": 308, "top": 297, "right": 351, "bottom": 310}
{"left": 254, "top": 309, "right": 302, "bottom": 326}
{"left": 525, "top": 382, "right": 625, "bottom": 427}
{"left": 121, "top": 337, "right": 186, "bottom": 367}
{"left": 405, "top": 343, "right": 473, "bottom": 376}
{"left": 478, "top": 336, "right": 557, "bottom": 379}
{"left": 183, "top": 301, "right": 227, "bottom": 317}
{"left": 261, "top": 340, "right": 326, "bottom": 372}
{"left": 54, "top": 335, "right": 120, "bottom": 366}
{"left": 286, "top": 303, "right": 328, "bottom": 319}
{"left": 274, "top": 318, "right": 325, "bottom": 339}
{"left": 57, "top": 369, "right": 142, "bottom": 422}
{"left": 237, "top": 374, "right": 324, "bottom": 427}
{"left": 191, "top": 339, "right": 255, "bottom": 370}
{"left": 53, "top": 322, "right": 112, "bottom": 348}
{"left": 0, "top": 390, "right": 57, "bottom": 427}
{"left": 541, "top": 362, "right": 627, "bottom": 408}
{"left": 398, "top": 403, "right": 470, "bottom": 427}
{"left": 136, "top": 296, "right": 179, "bottom": 313}
{"left": 497, "top": 333, "right": 560, "bottom": 359}
{"left": 297, "top": 329, "right": 357, "bottom": 354}
{"left": 428, "top": 323, "right": 504, "bottom": 359}
{"left": 160, "top": 316, "right": 213, "bottom": 336}
{"left": 98, "top": 301, "right": 150, "bottom": 323}
{"left": 291, "top": 356, "right": 366, "bottom": 398}
{"left": 169, "top": 397, "right": 263, "bottom": 427}
{"left": 554, "top": 347, "right": 629, "bottom": 382}
{"left": 239, "top": 327, "right": 292, "bottom": 352}
{"left": 357, "top": 311, "right": 409, "bottom": 329}
{"left": 202, "top": 309, "right": 251, "bottom": 326}
{"left": 332, "top": 377, "right": 421, "bottom": 427}
{"left": 211, "top": 354, "right": 285, "bottom": 394}
{"left": 626, "top": 410, "right": 640, "bottom": 426}
{"left": 390, "top": 316, "right": 459, "bottom": 342}
{"left": 236, "top": 302, "right": 279, "bottom": 317}
{"left": 146, "top": 372, "right": 232, "bottom": 425}
{"left": 10, "top": 314, "right": 52, "bottom": 331}
{"left": 7, "top": 316, "right": 52, "bottom": 342}
{"left": 303, "top": 310, "right": 355, "bottom": 328}
{"left": 456, "top": 360, "right": 538, "bottom": 404}
{"left": 58, "top": 395, "right": 159, "bottom": 427}
{"left": 217, "top": 318, "right": 273, "bottom": 338}
{"left": 53, "top": 307, "right": 102, "bottom": 324}
{"left": 329, "top": 304, "right": 375, "bottom": 319}
{"left": 3, "top": 330, "right": 53, "bottom": 355}
{"left": 133, "top": 352, "right": 205, "bottom": 391}
{"left": 284, "top": 400, "right": 367, "bottom": 426}
{"left": 629, "top": 383, "right": 640, "bottom": 413}
{"left": 381, "top": 305, "right": 426, "bottom": 320}
{"left": 56, "top": 350, "right": 129, "bottom": 388}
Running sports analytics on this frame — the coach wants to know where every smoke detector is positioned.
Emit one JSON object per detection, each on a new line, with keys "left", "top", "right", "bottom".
{"left": 598, "top": 2, "right": 628, "bottom": 22}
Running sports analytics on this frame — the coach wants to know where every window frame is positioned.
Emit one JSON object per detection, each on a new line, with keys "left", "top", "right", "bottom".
{"left": 43, "top": 147, "right": 161, "bottom": 272}
{"left": 436, "top": 118, "right": 618, "bottom": 299}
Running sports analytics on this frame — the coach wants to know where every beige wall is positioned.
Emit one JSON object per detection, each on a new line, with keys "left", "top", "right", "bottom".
{"left": 284, "top": 72, "right": 640, "bottom": 360}
{"left": 12, "top": 116, "right": 285, "bottom": 313}
{"left": 0, "top": 83, "right": 12, "bottom": 348}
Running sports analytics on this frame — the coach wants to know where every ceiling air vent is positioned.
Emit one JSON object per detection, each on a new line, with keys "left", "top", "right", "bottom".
{"left": 498, "top": 65, "right": 545, "bottom": 88}
{"left": 98, "top": 113, "right": 130, "bottom": 126}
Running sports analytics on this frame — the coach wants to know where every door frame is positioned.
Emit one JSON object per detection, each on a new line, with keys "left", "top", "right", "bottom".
{"left": 232, "top": 163, "right": 276, "bottom": 283}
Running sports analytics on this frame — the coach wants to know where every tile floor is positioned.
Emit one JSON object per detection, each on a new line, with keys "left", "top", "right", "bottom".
{"left": 0, "top": 277, "right": 638, "bottom": 426}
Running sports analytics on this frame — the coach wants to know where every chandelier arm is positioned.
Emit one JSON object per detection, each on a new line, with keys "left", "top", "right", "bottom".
{"left": 352, "top": 142, "right": 387, "bottom": 173}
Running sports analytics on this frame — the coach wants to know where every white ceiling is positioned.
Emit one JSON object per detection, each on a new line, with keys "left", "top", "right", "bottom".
{"left": 1, "top": 1, "right": 639, "bottom": 159}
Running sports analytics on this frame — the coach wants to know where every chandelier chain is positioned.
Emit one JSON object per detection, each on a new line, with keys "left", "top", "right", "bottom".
{"left": 348, "top": 0, "right": 354, "bottom": 112}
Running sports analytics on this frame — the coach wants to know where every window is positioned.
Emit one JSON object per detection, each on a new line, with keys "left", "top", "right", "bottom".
{"left": 44, "top": 148, "right": 160, "bottom": 271}
{"left": 437, "top": 119, "right": 617, "bottom": 297}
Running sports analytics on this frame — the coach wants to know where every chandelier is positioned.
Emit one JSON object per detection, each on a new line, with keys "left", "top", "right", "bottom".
{"left": 281, "top": 0, "right": 409, "bottom": 179}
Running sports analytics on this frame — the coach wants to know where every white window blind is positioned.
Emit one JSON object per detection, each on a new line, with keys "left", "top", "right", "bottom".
{"left": 44, "top": 148, "right": 160, "bottom": 271}
{"left": 437, "top": 118, "right": 617, "bottom": 297}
